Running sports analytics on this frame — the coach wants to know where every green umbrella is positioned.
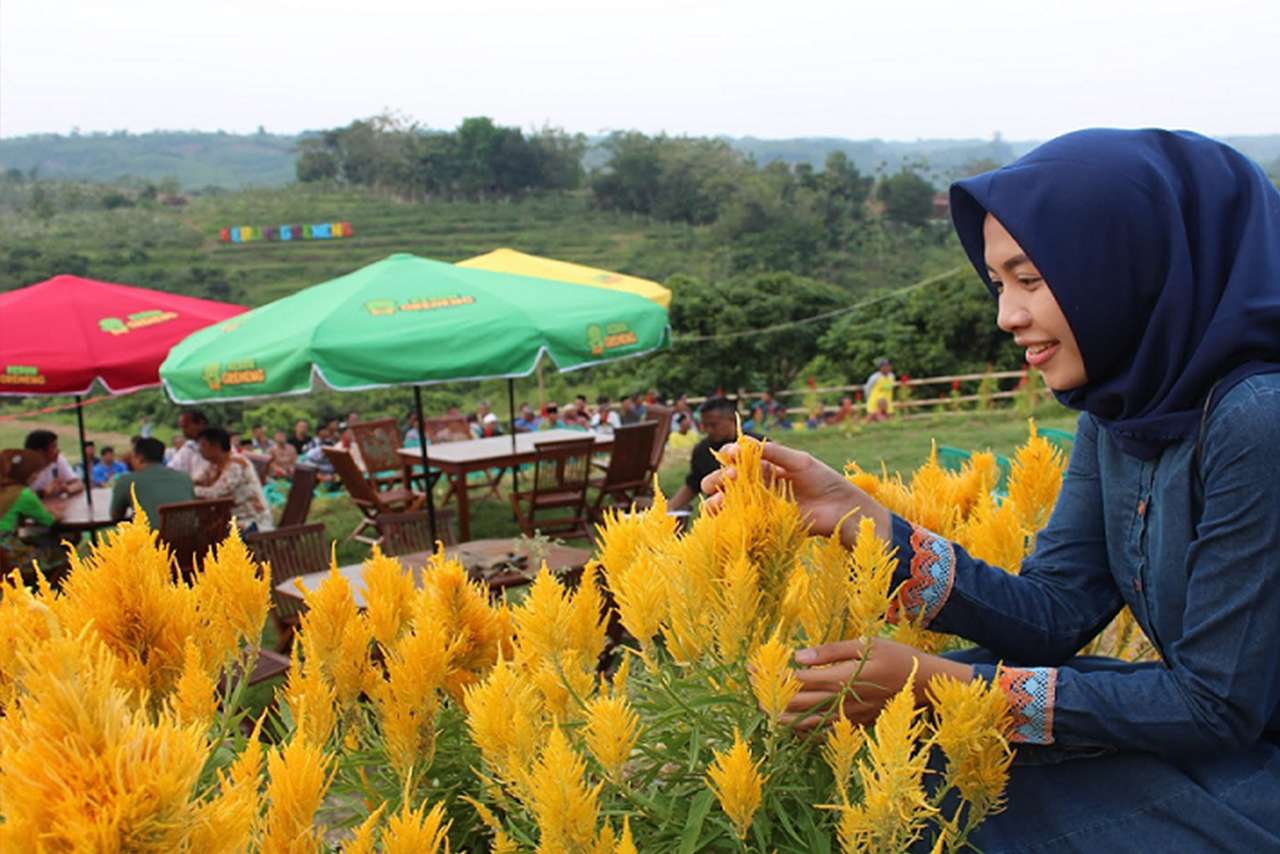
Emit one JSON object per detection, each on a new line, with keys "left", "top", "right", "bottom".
{"left": 160, "top": 253, "right": 670, "bottom": 403}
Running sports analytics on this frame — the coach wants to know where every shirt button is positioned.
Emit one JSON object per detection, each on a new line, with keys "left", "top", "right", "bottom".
{"left": 1133, "top": 577, "right": 1142, "bottom": 592}
{"left": 1137, "top": 499, "right": 1147, "bottom": 517}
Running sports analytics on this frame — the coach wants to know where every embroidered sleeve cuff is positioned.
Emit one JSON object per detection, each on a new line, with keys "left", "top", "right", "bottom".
{"left": 885, "top": 515, "right": 956, "bottom": 629}
{"left": 973, "top": 663, "right": 1057, "bottom": 745}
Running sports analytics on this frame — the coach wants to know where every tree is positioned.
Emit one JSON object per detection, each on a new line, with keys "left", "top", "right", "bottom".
{"left": 877, "top": 169, "right": 936, "bottom": 227}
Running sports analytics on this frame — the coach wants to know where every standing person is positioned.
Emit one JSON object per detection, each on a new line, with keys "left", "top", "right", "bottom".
{"left": 863, "top": 358, "right": 896, "bottom": 421}
{"left": 168, "top": 409, "right": 211, "bottom": 480}
{"left": 668, "top": 397, "right": 757, "bottom": 512}
{"left": 0, "top": 448, "right": 65, "bottom": 576}
{"left": 704, "top": 130, "right": 1280, "bottom": 850}
{"left": 90, "top": 446, "right": 128, "bottom": 486}
{"left": 110, "top": 438, "right": 194, "bottom": 524}
{"left": 23, "top": 430, "right": 83, "bottom": 498}
{"left": 192, "top": 427, "right": 274, "bottom": 533}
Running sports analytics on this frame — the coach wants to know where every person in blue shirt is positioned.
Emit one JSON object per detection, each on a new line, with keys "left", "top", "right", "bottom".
{"left": 704, "top": 130, "right": 1280, "bottom": 851}
{"left": 91, "top": 446, "right": 128, "bottom": 486}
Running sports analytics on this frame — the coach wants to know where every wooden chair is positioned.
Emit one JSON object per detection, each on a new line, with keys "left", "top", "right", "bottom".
{"left": 323, "top": 447, "right": 423, "bottom": 545}
{"left": 350, "top": 418, "right": 408, "bottom": 491}
{"left": 377, "top": 509, "right": 457, "bottom": 557}
{"left": 244, "top": 523, "right": 328, "bottom": 651}
{"left": 243, "top": 452, "right": 271, "bottom": 484}
{"left": 423, "top": 415, "right": 471, "bottom": 443}
{"left": 510, "top": 436, "right": 597, "bottom": 539}
{"left": 643, "top": 404, "right": 673, "bottom": 483}
{"left": 156, "top": 498, "right": 234, "bottom": 580}
{"left": 590, "top": 421, "right": 659, "bottom": 521}
{"left": 277, "top": 464, "right": 318, "bottom": 528}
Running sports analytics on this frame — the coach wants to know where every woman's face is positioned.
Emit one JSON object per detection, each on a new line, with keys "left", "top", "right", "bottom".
{"left": 983, "top": 214, "right": 1087, "bottom": 391}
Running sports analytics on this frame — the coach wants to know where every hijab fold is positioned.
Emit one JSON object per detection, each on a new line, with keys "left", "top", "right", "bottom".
{"left": 950, "top": 129, "right": 1280, "bottom": 459}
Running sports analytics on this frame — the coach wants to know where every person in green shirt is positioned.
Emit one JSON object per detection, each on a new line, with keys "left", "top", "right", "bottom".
{"left": 111, "top": 437, "right": 195, "bottom": 526}
{"left": 0, "top": 448, "right": 64, "bottom": 578}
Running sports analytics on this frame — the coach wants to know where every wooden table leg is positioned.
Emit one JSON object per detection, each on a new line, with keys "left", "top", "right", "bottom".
{"left": 454, "top": 470, "right": 472, "bottom": 542}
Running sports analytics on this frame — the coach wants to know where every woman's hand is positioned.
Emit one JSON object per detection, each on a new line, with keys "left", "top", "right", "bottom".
{"left": 781, "top": 637, "right": 974, "bottom": 731}
{"left": 700, "top": 441, "right": 890, "bottom": 544}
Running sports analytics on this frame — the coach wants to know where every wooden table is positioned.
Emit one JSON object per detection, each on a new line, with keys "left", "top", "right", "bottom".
{"left": 275, "top": 537, "right": 593, "bottom": 608}
{"left": 45, "top": 488, "right": 116, "bottom": 533}
{"left": 398, "top": 429, "right": 613, "bottom": 541}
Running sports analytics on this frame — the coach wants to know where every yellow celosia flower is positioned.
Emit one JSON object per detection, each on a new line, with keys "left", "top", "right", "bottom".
{"left": 517, "top": 727, "right": 602, "bottom": 853}
{"left": 706, "top": 727, "right": 765, "bottom": 841}
{"left": 193, "top": 522, "right": 271, "bottom": 666}
{"left": 957, "top": 492, "right": 1027, "bottom": 573}
{"left": 372, "top": 619, "right": 455, "bottom": 781}
{"left": 362, "top": 545, "right": 417, "bottom": 648}
{"left": 513, "top": 569, "right": 575, "bottom": 664}
{"left": 465, "top": 656, "right": 548, "bottom": 783}
{"left": 261, "top": 736, "right": 334, "bottom": 854}
{"left": 297, "top": 562, "right": 374, "bottom": 711}
{"left": 801, "top": 533, "right": 852, "bottom": 646}
{"left": 416, "top": 548, "right": 511, "bottom": 701}
{"left": 188, "top": 717, "right": 266, "bottom": 853}
{"left": 822, "top": 708, "right": 866, "bottom": 803}
{"left": 583, "top": 692, "right": 640, "bottom": 780}
{"left": 714, "top": 553, "right": 761, "bottom": 663}
{"left": 0, "top": 634, "right": 209, "bottom": 851}
{"left": 283, "top": 641, "right": 337, "bottom": 748}
{"left": 0, "top": 570, "right": 60, "bottom": 708}
{"left": 748, "top": 630, "right": 800, "bottom": 725}
{"left": 616, "top": 816, "right": 638, "bottom": 854}
{"left": 528, "top": 648, "right": 597, "bottom": 722}
{"left": 928, "top": 674, "right": 1014, "bottom": 821}
{"left": 568, "top": 563, "right": 608, "bottom": 666}
{"left": 777, "top": 563, "right": 810, "bottom": 641}
{"left": 343, "top": 804, "right": 386, "bottom": 854}
{"left": 169, "top": 636, "right": 218, "bottom": 729}
{"left": 1006, "top": 419, "right": 1065, "bottom": 537}
{"left": 836, "top": 662, "right": 934, "bottom": 853}
{"left": 846, "top": 516, "right": 898, "bottom": 639}
{"left": 53, "top": 512, "right": 201, "bottom": 705}
{"left": 382, "top": 799, "right": 451, "bottom": 854}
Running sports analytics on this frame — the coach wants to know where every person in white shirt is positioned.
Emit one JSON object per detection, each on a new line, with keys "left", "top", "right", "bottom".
{"left": 590, "top": 396, "right": 623, "bottom": 433}
{"left": 168, "top": 409, "right": 211, "bottom": 481}
{"left": 24, "top": 429, "right": 84, "bottom": 498}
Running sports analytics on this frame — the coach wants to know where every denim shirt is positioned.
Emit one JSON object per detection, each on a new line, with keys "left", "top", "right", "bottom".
{"left": 889, "top": 373, "right": 1280, "bottom": 758}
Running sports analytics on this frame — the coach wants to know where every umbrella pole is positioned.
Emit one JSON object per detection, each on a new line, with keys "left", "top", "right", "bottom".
{"left": 412, "top": 385, "right": 438, "bottom": 545}
{"left": 508, "top": 378, "right": 518, "bottom": 501}
{"left": 74, "top": 394, "right": 92, "bottom": 508}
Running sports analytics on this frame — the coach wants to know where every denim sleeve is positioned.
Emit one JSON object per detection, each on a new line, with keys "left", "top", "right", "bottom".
{"left": 973, "top": 381, "right": 1280, "bottom": 756}
{"left": 888, "top": 413, "right": 1124, "bottom": 665}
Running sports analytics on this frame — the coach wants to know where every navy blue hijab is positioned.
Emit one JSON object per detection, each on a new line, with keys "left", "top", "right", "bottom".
{"left": 950, "top": 129, "right": 1280, "bottom": 459}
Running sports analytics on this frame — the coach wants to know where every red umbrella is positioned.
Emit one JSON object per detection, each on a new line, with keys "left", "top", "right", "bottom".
{"left": 0, "top": 275, "right": 246, "bottom": 501}
{"left": 1, "top": 275, "right": 246, "bottom": 396}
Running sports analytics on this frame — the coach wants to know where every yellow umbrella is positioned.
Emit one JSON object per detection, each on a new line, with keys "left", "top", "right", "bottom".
{"left": 458, "top": 248, "right": 671, "bottom": 309}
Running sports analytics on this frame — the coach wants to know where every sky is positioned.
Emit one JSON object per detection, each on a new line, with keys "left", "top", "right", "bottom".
{"left": 2, "top": 0, "right": 1278, "bottom": 142}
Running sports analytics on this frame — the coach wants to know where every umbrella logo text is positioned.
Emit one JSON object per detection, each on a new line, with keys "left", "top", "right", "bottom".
{"left": 98, "top": 310, "right": 180, "bottom": 336}
{"left": 587, "top": 323, "right": 639, "bottom": 356}
{"left": 0, "top": 364, "right": 46, "bottom": 387}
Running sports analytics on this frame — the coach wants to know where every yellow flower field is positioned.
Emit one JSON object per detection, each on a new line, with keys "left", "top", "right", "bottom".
{"left": 0, "top": 422, "right": 1143, "bottom": 852}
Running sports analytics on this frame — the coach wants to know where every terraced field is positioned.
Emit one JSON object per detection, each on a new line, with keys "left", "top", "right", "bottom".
{"left": 1, "top": 187, "right": 715, "bottom": 306}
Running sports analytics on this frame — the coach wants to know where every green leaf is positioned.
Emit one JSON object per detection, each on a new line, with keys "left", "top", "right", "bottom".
{"left": 677, "top": 789, "right": 715, "bottom": 854}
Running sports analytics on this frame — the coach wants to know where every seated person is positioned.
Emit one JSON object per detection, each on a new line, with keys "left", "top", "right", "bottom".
{"left": 91, "top": 446, "right": 129, "bottom": 486}
{"left": 539, "top": 403, "right": 567, "bottom": 430}
{"left": 110, "top": 438, "right": 195, "bottom": 524}
{"left": 169, "top": 409, "right": 212, "bottom": 480}
{"left": 268, "top": 430, "right": 298, "bottom": 478}
{"left": 75, "top": 440, "right": 98, "bottom": 480}
{"left": 668, "top": 397, "right": 757, "bottom": 512}
{"left": 0, "top": 448, "right": 66, "bottom": 576}
{"left": 590, "top": 396, "right": 622, "bottom": 433}
{"left": 192, "top": 427, "right": 274, "bottom": 533}
{"left": 513, "top": 404, "right": 540, "bottom": 433}
{"left": 479, "top": 412, "right": 504, "bottom": 437}
{"left": 24, "top": 429, "right": 84, "bottom": 498}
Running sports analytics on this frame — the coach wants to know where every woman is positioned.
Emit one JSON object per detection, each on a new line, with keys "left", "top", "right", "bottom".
{"left": 704, "top": 130, "right": 1280, "bottom": 851}
{"left": 0, "top": 448, "right": 65, "bottom": 578}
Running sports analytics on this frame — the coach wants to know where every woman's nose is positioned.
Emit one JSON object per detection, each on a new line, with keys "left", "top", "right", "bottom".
{"left": 997, "top": 291, "right": 1031, "bottom": 333}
